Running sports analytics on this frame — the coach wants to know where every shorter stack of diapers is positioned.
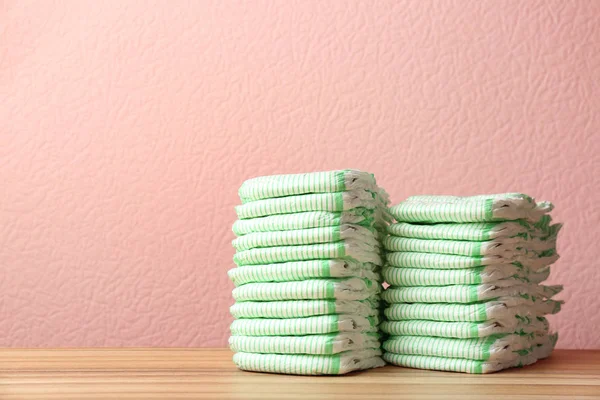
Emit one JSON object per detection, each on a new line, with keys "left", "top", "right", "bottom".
{"left": 381, "top": 193, "right": 563, "bottom": 373}
{"left": 228, "top": 170, "right": 390, "bottom": 375}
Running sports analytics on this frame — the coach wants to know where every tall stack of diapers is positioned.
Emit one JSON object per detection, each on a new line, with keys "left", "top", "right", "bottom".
{"left": 228, "top": 170, "right": 391, "bottom": 375}
{"left": 381, "top": 194, "right": 563, "bottom": 373}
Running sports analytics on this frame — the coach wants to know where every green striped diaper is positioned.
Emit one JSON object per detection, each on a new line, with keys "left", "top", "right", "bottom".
{"left": 228, "top": 259, "right": 379, "bottom": 286}
{"left": 232, "top": 210, "right": 376, "bottom": 236}
{"left": 383, "top": 334, "right": 534, "bottom": 362}
{"left": 386, "top": 251, "right": 558, "bottom": 271}
{"left": 229, "top": 333, "right": 380, "bottom": 355}
{"left": 381, "top": 283, "right": 563, "bottom": 304}
{"left": 233, "top": 241, "right": 382, "bottom": 266}
{"left": 230, "top": 298, "right": 380, "bottom": 319}
{"left": 383, "top": 333, "right": 557, "bottom": 373}
{"left": 232, "top": 278, "right": 380, "bottom": 302}
{"left": 388, "top": 221, "right": 528, "bottom": 241}
{"left": 390, "top": 193, "right": 553, "bottom": 223}
{"left": 238, "top": 170, "right": 381, "bottom": 203}
{"left": 381, "top": 264, "right": 550, "bottom": 286}
{"left": 236, "top": 190, "right": 378, "bottom": 220}
{"left": 233, "top": 224, "right": 379, "bottom": 251}
{"left": 233, "top": 348, "right": 385, "bottom": 375}
{"left": 384, "top": 299, "right": 562, "bottom": 322}
{"left": 380, "top": 317, "right": 549, "bottom": 339}
{"left": 230, "top": 314, "right": 380, "bottom": 336}
{"left": 387, "top": 218, "right": 562, "bottom": 242}
{"left": 383, "top": 236, "right": 555, "bottom": 258}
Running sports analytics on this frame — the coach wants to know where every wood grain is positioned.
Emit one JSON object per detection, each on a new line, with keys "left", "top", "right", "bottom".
{"left": 0, "top": 349, "right": 599, "bottom": 399}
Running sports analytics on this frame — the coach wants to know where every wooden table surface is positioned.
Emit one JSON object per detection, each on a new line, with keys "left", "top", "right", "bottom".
{"left": 0, "top": 349, "right": 599, "bottom": 399}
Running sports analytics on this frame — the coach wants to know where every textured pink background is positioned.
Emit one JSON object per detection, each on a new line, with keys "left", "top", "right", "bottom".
{"left": 1, "top": 0, "right": 599, "bottom": 348}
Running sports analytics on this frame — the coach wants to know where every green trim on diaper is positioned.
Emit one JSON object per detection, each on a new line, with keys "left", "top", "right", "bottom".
{"left": 321, "top": 260, "right": 331, "bottom": 278}
{"left": 324, "top": 335, "right": 335, "bottom": 355}
{"left": 470, "top": 323, "right": 480, "bottom": 338}
{"left": 334, "top": 192, "right": 344, "bottom": 213}
{"left": 326, "top": 282, "right": 335, "bottom": 299}
{"left": 336, "top": 170, "right": 347, "bottom": 192}
{"left": 477, "top": 303, "right": 488, "bottom": 321}
{"left": 481, "top": 336, "right": 496, "bottom": 361}
{"left": 469, "top": 285, "right": 480, "bottom": 303}
{"left": 471, "top": 240, "right": 483, "bottom": 257}
{"left": 481, "top": 224, "right": 494, "bottom": 241}
{"left": 336, "top": 242, "right": 346, "bottom": 257}
{"left": 330, "top": 355, "right": 341, "bottom": 375}
{"left": 484, "top": 198, "right": 494, "bottom": 221}
{"left": 332, "top": 229, "right": 341, "bottom": 242}
{"left": 327, "top": 301, "right": 337, "bottom": 314}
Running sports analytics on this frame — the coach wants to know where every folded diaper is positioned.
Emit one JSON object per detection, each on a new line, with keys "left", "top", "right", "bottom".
{"left": 388, "top": 221, "right": 529, "bottom": 241}
{"left": 383, "top": 334, "right": 537, "bottom": 362}
{"left": 383, "top": 236, "right": 556, "bottom": 258}
{"left": 380, "top": 317, "right": 549, "bottom": 339}
{"left": 390, "top": 193, "right": 553, "bottom": 223}
{"left": 233, "top": 240, "right": 383, "bottom": 266}
{"left": 236, "top": 190, "right": 380, "bottom": 219}
{"left": 238, "top": 170, "right": 381, "bottom": 203}
{"left": 229, "top": 259, "right": 379, "bottom": 286}
{"left": 384, "top": 299, "right": 562, "bottom": 322}
{"left": 233, "top": 210, "right": 377, "bottom": 236}
{"left": 382, "top": 283, "right": 562, "bottom": 304}
{"left": 387, "top": 218, "right": 562, "bottom": 242}
{"left": 232, "top": 278, "right": 380, "bottom": 302}
{"left": 230, "top": 314, "right": 379, "bottom": 336}
{"left": 229, "top": 333, "right": 381, "bottom": 355}
{"left": 383, "top": 333, "right": 557, "bottom": 373}
{"left": 230, "top": 298, "right": 380, "bottom": 319}
{"left": 382, "top": 264, "right": 550, "bottom": 286}
{"left": 386, "top": 251, "right": 558, "bottom": 270}
{"left": 233, "top": 224, "right": 379, "bottom": 251}
{"left": 233, "top": 348, "right": 385, "bottom": 375}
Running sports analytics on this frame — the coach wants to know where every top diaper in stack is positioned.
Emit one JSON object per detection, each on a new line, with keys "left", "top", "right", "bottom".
{"left": 228, "top": 170, "right": 391, "bottom": 375}
{"left": 381, "top": 193, "right": 563, "bottom": 373}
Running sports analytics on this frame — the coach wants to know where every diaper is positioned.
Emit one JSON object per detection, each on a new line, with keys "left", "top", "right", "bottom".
{"left": 380, "top": 317, "right": 549, "bottom": 339}
{"left": 238, "top": 170, "right": 382, "bottom": 203}
{"left": 387, "top": 218, "right": 561, "bottom": 242}
{"left": 233, "top": 240, "right": 383, "bottom": 266}
{"left": 232, "top": 277, "right": 380, "bottom": 302}
{"left": 383, "top": 236, "right": 556, "bottom": 257}
{"left": 381, "top": 264, "right": 550, "bottom": 286}
{"left": 230, "top": 314, "right": 380, "bottom": 336}
{"left": 383, "top": 334, "right": 537, "bottom": 362}
{"left": 381, "top": 283, "right": 563, "bottom": 304}
{"left": 384, "top": 299, "right": 562, "bottom": 322}
{"left": 230, "top": 298, "right": 380, "bottom": 319}
{"left": 233, "top": 224, "right": 380, "bottom": 251}
{"left": 233, "top": 348, "right": 385, "bottom": 375}
{"left": 386, "top": 251, "right": 558, "bottom": 271}
{"left": 229, "top": 332, "right": 381, "bottom": 355}
{"left": 236, "top": 190, "right": 379, "bottom": 220}
{"left": 232, "top": 210, "right": 376, "bottom": 236}
{"left": 390, "top": 193, "right": 553, "bottom": 223}
{"left": 229, "top": 259, "right": 379, "bottom": 286}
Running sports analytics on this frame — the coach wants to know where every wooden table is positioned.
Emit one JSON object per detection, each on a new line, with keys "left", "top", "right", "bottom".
{"left": 0, "top": 349, "right": 598, "bottom": 399}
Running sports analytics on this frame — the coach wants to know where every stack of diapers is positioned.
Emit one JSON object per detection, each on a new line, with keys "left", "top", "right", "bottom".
{"left": 381, "top": 193, "right": 563, "bottom": 374}
{"left": 228, "top": 170, "right": 391, "bottom": 375}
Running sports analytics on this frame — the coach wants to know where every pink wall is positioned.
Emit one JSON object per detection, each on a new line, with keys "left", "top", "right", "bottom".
{"left": 1, "top": 0, "right": 599, "bottom": 348}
